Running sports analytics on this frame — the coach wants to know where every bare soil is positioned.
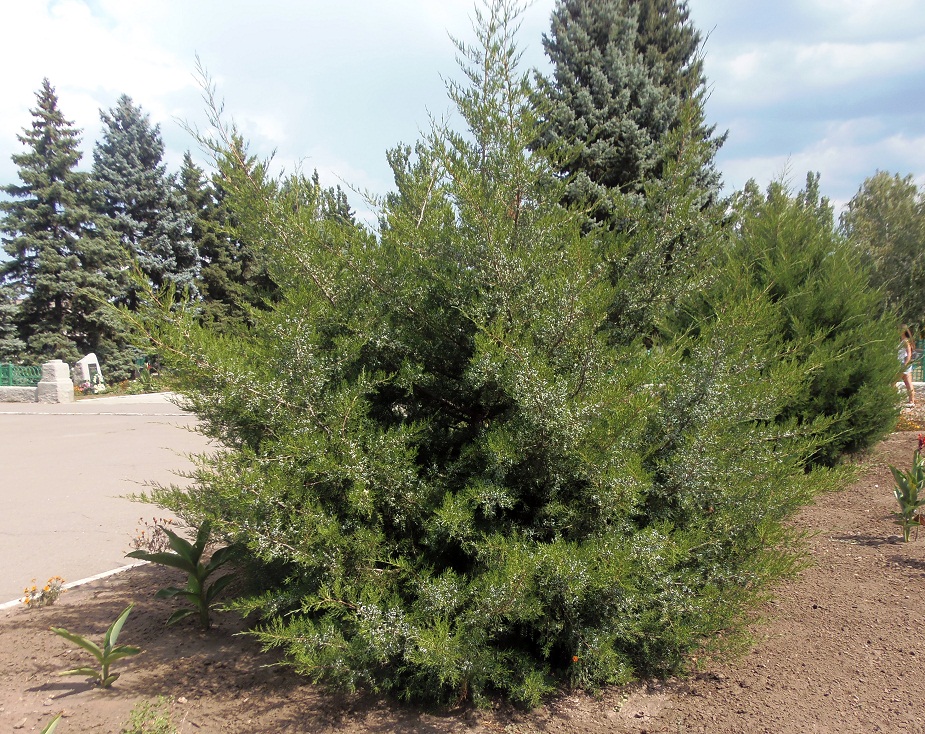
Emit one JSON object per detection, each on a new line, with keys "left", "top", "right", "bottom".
{"left": 3, "top": 426, "right": 925, "bottom": 734}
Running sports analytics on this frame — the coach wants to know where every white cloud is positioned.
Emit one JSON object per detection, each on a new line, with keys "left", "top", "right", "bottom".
{"left": 7, "top": 1, "right": 191, "bottom": 99}
{"left": 0, "top": 0, "right": 198, "bottom": 183}
{"left": 805, "top": 0, "right": 925, "bottom": 40}
{"left": 691, "top": 0, "right": 925, "bottom": 203}
{"left": 719, "top": 118, "right": 925, "bottom": 209}
{"left": 794, "top": 39, "right": 924, "bottom": 86}
{"left": 710, "top": 36, "right": 925, "bottom": 111}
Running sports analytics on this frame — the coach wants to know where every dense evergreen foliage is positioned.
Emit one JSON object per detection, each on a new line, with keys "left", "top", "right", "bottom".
{"left": 133, "top": 3, "right": 837, "bottom": 705}
{"left": 0, "top": 79, "right": 127, "bottom": 366}
{"left": 635, "top": 0, "right": 702, "bottom": 96}
{"left": 533, "top": 0, "right": 724, "bottom": 223}
{"left": 93, "top": 95, "right": 198, "bottom": 307}
{"left": 0, "top": 3, "right": 904, "bottom": 707}
{"left": 705, "top": 175, "right": 899, "bottom": 466}
{"left": 0, "top": 283, "right": 25, "bottom": 361}
{"left": 841, "top": 171, "right": 925, "bottom": 328}
{"left": 178, "top": 149, "right": 266, "bottom": 331}
{"left": 598, "top": 100, "right": 724, "bottom": 342}
{"left": 180, "top": 128, "right": 355, "bottom": 332}
{"left": 532, "top": 0, "right": 726, "bottom": 346}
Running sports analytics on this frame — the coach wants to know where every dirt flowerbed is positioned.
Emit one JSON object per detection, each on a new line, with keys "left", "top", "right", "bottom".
{"left": 2, "top": 427, "right": 925, "bottom": 734}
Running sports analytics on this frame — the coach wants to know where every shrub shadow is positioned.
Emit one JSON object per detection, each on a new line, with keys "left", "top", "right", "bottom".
{"left": 886, "top": 555, "right": 925, "bottom": 576}
{"left": 27, "top": 680, "right": 97, "bottom": 698}
{"left": 830, "top": 534, "right": 901, "bottom": 547}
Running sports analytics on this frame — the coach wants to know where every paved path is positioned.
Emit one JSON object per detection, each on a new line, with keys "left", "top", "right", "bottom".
{"left": 0, "top": 393, "right": 213, "bottom": 603}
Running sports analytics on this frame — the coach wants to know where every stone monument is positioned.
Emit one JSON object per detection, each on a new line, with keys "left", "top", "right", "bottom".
{"left": 75, "top": 353, "right": 103, "bottom": 382}
{"left": 36, "top": 359, "right": 74, "bottom": 404}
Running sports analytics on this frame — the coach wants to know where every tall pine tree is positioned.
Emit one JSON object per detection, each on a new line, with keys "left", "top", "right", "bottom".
{"left": 532, "top": 0, "right": 726, "bottom": 342}
{"left": 181, "top": 132, "right": 355, "bottom": 332}
{"left": 179, "top": 151, "right": 241, "bottom": 326}
{"left": 93, "top": 95, "right": 198, "bottom": 307}
{"left": 0, "top": 79, "right": 126, "bottom": 366}
{"left": 693, "top": 174, "right": 900, "bottom": 466}
{"left": 534, "top": 0, "right": 724, "bottom": 221}
{"left": 180, "top": 145, "right": 278, "bottom": 330}
{"left": 636, "top": 0, "right": 703, "bottom": 96}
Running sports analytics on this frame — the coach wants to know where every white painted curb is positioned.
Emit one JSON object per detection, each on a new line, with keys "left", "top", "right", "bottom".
{"left": 0, "top": 561, "right": 149, "bottom": 611}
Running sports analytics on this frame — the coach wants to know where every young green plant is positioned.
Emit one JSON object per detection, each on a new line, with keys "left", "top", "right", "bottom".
{"left": 126, "top": 521, "right": 234, "bottom": 629}
{"left": 51, "top": 604, "right": 141, "bottom": 688}
{"left": 889, "top": 435, "right": 925, "bottom": 542}
{"left": 41, "top": 713, "right": 63, "bottom": 734}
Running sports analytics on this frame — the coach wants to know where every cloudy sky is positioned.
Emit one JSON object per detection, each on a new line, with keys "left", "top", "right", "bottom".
{"left": 2, "top": 0, "right": 924, "bottom": 219}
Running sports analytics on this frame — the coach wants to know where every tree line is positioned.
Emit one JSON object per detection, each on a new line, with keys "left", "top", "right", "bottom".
{"left": 0, "top": 0, "right": 919, "bottom": 704}
{"left": 2, "top": 6, "right": 920, "bottom": 384}
{"left": 0, "top": 82, "right": 352, "bottom": 378}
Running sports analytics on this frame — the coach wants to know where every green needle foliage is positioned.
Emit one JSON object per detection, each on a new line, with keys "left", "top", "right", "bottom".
{"left": 1, "top": 79, "right": 128, "bottom": 367}
{"left": 131, "top": 0, "right": 836, "bottom": 706}
{"left": 93, "top": 95, "right": 198, "bottom": 306}
{"left": 126, "top": 521, "right": 235, "bottom": 629}
{"left": 533, "top": 0, "right": 725, "bottom": 223}
{"left": 721, "top": 175, "right": 899, "bottom": 466}
{"left": 51, "top": 604, "right": 141, "bottom": 688}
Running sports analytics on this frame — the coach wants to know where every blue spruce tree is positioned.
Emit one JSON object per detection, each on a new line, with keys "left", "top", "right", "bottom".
{"left": 534, "top": 0, "right": 724, "bottom": 220}
{"left": 93, "top": 95, "right": 198, "bottom": 307}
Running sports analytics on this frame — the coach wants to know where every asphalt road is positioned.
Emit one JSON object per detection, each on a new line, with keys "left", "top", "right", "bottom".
{"left": 0, "top": 393, "right": 213, "bottom": 603}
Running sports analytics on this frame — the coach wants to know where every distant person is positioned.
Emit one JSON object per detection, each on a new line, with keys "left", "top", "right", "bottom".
{"left": 898, "top": 325, "right": 916, "bottom": 407}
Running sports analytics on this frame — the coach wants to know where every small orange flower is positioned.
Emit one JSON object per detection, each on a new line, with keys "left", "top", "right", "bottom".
{"left": 572, "top": 655, "right": 579, "bottom": 663}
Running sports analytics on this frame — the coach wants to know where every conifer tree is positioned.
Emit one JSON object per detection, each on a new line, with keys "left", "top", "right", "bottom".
{"left": 132, "top": 1, "right": 833, "bottom": 705}
{"left": 534, "top": 0, "right": 723, "bottom": 221}
{"left": 184, "top": 130, "right": 356, "bottom": 332}
{"left": 636, "top": 0, "right": 722, "bottom": 196}
{"left": 533, "top": 0, "right": 725, "bottom": 343}
{"left": 635, "top": 0, "right": 703, "bottom": 96}
{"left": 841, "top": 171, "right": 925, "bottom": 326}
{"left": 180, "top": 143, "right": 282, "bottom": 330}
{"left": 93, "top": 95, "right": 198, "bottom": 306}
{"left": 600, "top": 98, "right": 725, "bottom": 342}
{"left": 711, "top": 174, "right": 899, "bottom": 465}
{"left": 0, "top": 79, "right": 127, "bottom": 366}
{"left": 179, "top": 151, "right": 247, "bottom": 328}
